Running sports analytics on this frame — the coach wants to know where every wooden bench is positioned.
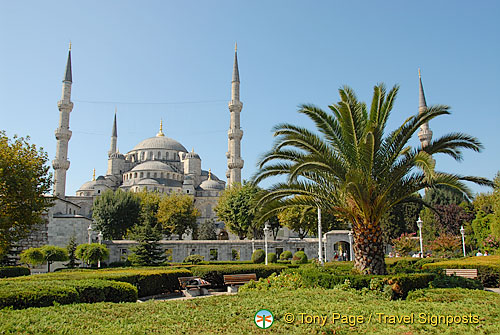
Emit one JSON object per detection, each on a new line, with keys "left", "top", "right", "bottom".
{"left": 445, "top": 269, "right": 478, "bottom": 279}
{"left": 178, "top": 276, "right": 211, "bottom": 297}
{"left": 223, "top": 273, "right": 257, "bottom": 293}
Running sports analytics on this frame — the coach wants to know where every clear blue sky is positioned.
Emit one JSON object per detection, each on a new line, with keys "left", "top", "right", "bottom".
{"left": 1, "top": 1, "right": 499, "bottom": 196}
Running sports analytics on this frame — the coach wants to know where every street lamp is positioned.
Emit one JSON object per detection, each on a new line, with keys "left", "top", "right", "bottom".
{"left": 264, "top": 223, "right": 270, "bottom": 265}
{"left": 317, "top": 207, "right": 323, "bottom": 264}
{"left": 460, "top": 225, "right": 466, "bottom": 257}
{"left": 87, "top": 224, "right": 92, "bottom": 244}
{"left": 97, "top": 231, "right": 103, "bottom": 268}
{"left": 348, "top": 231, "right": 353, "bottom": 261}
{"left": 417, "top": 217, "right": 423, "bottom": 258}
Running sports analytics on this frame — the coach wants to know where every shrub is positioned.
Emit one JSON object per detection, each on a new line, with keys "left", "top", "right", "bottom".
{"left": 391, "top": 233, "right": 418, "bottom": 256}
{"left": 422, "top": 256, "right": 500, "bottom": 287}
{"left": 292, "top": 251, "right": 308, "bottom": 264}
{"left": 426, "top": 234, "right": 461, "bottom": 258}
{"left": 384, "top": 273, "right": 436, "bottom": 299}
{"left": 76, "top": 244, "right": 109, "bottom": 266}
{"left": 190, "top": 264, "right": 287, "bottom": 288}
{"left": 0, "top": 279, "right": 137, "bottom": 309}
{"left": 252, "top": 249, "right": 265, "bottom": 263}
{"left": 0, "top": 266, "right": 30, "bottom": 278}
{"left": 239, "top": 272, "right": 305, "bottom": 292}
{"left": 267, "top": 252, "right": 277, "bottom": 263}
{"left": 280, "top": 250, "right": 293, "bottom": 260}
{"left": 183, "top": 254, "right": 204, "bottom": 265}
{"left": 407, "top": 288, "right": 493, "bottom": 303}
{"left": 430, "top": 275, "right": 483, "bottom": 290}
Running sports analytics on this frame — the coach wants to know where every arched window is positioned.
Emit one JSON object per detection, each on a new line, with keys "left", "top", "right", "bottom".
{"left": 140, "top": 152, "right": 145, "bottom": 161}
{"left": 147, "top": 172, "right": 150, "bottom": 178}
{"left": 166, "top": 152, "right": 169, "bottom": 160}
{"left": 154, "top": 172, "right": 157, "bottom": 178}
{"left": 149, "top": 151, "right": 153, "bottom": 159}
{"left": 134, "top": 172, "right": 137, "bottom": 178}
{"left": 158, "top": 151, "right": 161, "bottom": 159}
{"left": 140, "top": 172, "right": 143, "bottom": 178}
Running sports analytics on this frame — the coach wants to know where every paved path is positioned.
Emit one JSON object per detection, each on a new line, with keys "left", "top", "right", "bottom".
{"left": 138, "top": 291, "right": 233, "bottom": 302}
{"left": 485, "top": 288, "right": 500, "bottom": 294}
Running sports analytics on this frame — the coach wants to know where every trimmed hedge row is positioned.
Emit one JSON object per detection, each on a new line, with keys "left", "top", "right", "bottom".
{"left": 290, "top": 267, "right": 436, "bottom": 298}
{"left": 190, "top": 264, "right": 287, "bottom": 288}
{"left": 422, "top": 256, "right": 500, "bottom": 287}
{"left": 0, "top": 279, "right": 137, "bottom": 309}
{"left": 0, "top": 266, "right": 30, "bottom": 278}
{"left": 7, "top": 268, "right": 193, "bottom": 297}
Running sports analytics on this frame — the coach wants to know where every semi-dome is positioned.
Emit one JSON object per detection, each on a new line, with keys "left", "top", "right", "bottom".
{"left": 199, "top": 179, "right": 224, "bottom": 190}
{"left": 131, "top": 161, "right": 174, "bottom": 172}
{"left": 77, "top": 180, "right": 97, "bottom": 191}
{"left": 132, "top": 136, "right": 187, "bottom": 152}
{"left": 137, "top": 178, "right": 159, "bottom": 185}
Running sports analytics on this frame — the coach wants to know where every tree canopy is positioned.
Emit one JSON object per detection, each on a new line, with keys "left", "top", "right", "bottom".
{"left": 92, "top": 189, "right": 141, "bottom": 239}
{"left": 157, "top": 192, "right": 199, "bottom": 239}
{"left": 0, "top": 131, "right": 53, "bottom": 258}
{"left": 253, "top": 83, "right": 492, "bottom": 274}
{"left": 214, "top": 182, "right": 260, "bottom": 239}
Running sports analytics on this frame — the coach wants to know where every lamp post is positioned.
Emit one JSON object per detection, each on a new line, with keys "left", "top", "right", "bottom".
{"left": 87, "top": 224, "right": 92, "bottom": 244}
{"left": 417, "top": 217, "right": 423, "bottom": 258}
{"left": 348, "top": 231, "right": 353, "bottom": 261}
{"left": 97, "top": 231, "right": 103, "bottom": 268}
{"left": 317, "top": 207, "right": 323, "bottom": 264}
{"left": 460, "top": 225, "right": 466, "bottom": 257}
{"left": 263, "top": 223, "right": 270, "bottom": 265}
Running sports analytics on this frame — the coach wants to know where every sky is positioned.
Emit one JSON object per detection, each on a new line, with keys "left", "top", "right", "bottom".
{"left": 1, "top": 1, "right": 499, "bottom": 196}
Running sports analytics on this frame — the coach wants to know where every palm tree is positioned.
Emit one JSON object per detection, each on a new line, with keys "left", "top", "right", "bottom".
{"left": 253, "top": 84, "right": 492, "bottom": 274}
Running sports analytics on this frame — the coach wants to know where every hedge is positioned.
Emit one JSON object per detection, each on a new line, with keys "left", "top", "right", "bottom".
{"left": 422, "top": 256, "right": 500, "bottom": 287}
{"left": 190, "top": 264, "right": 287, "bottom": 288}
{"left": 5, "top": 268, "right": 193, "bottom": 297}
{"left": 0, "top": 279, "right": 137, "bottom": 309}
{"left": 0, "top": 266, "right": 30, "bottom": 278}
{"left": 290, "top": 267, "right": 436, "bottom": 298}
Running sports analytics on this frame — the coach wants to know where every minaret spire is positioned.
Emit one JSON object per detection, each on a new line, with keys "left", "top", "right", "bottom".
{"left": 226, "top": 44, "right": 244, "bottom": 187}
{"left": 417, "top": 69, "right": 433, "bottom": 148}
{"left": 108, "top": 109, "right": 118, "bottom": 156}
{"left": 52, "top": 45, "right": 74, "bottom": 198}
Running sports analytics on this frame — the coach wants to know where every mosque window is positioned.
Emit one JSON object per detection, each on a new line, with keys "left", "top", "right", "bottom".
{"left": 149, "top": 151, "right": 153, "bottom": 159}
{"left": 98, "top": 190, "right": 101, "bottom": 194}
{"left": 186, "top": 190, "right": 190, "bottom": 194}
{"left": 140, "top": 172, "right": 143, "bottom": 178}
{"left": 160, "top": 172, "right": 163, "bottom": 178}
{"left": 154, "top": 172, "right": 157, "bottom": 178}
{"left": 140, "top": 152, "right": 145, "bottom": 161}
{"left": 158, "top": 151, "right": 161, "bottom": 159}
{"left": 147, "top": 172, "right": 150, "bottom": 178}
{"left": 166, "top": 152, "right": 169, "bottom": 160}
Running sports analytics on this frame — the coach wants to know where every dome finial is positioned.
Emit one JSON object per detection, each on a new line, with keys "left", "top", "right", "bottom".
{"left": 157, "top": 119, "right": 165, "bottom": 137}
{"left": 92, "top": 168, "right": 96, "bottom": 181}
{"left": 235, "top": 42, "right": 237, "bottom": 52}
{"left": 208, "top": 168, "right": 212, "bottom": 180}
{"left": 192, "top": 147, "right": 194, "bottom": 153}
{"left": 418, "top": 68, "right": 421, "bottom": 78}
{"left": 69, "top": 41, "right": 72, "bottom": 51}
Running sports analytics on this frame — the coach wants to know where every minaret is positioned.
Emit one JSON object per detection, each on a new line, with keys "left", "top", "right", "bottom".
{"left": 52, "top": 43, "right": 74, "bottom": 198}
{"left": 226, "top": 43, "right": 244, "bottom": 187}
{"left": 108, "top": 109, "right": 117, "bottom": 157}
{"left": 417, "top": 69, "right": 433, "bottom": 148}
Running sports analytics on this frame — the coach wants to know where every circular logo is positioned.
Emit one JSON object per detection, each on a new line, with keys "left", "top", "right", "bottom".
{"left": 254, "top": 309, "right": 274, "bottom": 329}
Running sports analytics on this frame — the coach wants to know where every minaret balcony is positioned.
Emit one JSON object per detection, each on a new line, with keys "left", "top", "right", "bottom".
{"left": 228, "top": 101, "right": 243, "bottom": 111}
{"left": 55, "top": 128, "right": 72, "bottom": 141}
{"left": 227, "top": 158, "right": 244, "bottom": 169}
{"left": 57, "top": 100, "right": 74, "bottom": 110}
{"left": 227, "top": 129, "right": 243, "bottom": 140}
{"left": 52, "top": 159, "right": 70, "bottom": 170}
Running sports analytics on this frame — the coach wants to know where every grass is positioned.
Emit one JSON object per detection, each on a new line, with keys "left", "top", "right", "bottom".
{"left": 0, "top": 288, "right": 498, "bottom": 334}
{"left": 422, "top": 255, "right": 500, "bottom": 269}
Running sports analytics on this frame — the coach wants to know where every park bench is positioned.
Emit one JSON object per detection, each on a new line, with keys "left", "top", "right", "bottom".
{"left": 223, "top": 273, "right": 257, "bottom": 293}
{"left": 445, "top": 269, "right": 478, "bottom": 279}
{"left": 178, "top": 276, "right": 211, "bottom": 297}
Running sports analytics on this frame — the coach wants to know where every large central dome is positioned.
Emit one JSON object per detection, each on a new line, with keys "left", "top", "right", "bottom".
{"left": 132, "top": 136, "right": 188, "bottom": 152}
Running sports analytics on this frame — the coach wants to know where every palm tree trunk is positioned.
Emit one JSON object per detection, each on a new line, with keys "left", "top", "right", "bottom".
{"left": 353, "top": 224, "right": 386, "bottom": 275}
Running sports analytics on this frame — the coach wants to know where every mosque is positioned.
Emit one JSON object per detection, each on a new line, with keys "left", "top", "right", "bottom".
{"left": 33, "top": 44, "right": 245, "bottom": 248}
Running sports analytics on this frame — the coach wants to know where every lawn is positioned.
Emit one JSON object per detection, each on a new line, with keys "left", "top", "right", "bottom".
{"left": 0, "top": 288, "right": 498, "bottom": 334}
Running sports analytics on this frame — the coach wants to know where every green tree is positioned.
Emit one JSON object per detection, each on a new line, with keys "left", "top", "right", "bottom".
{"left": 64, "top": 236, "right": 79, "bottom": 268}
{"left": 19, "top": 247, "right": 44, "bottom": 268}
{"left": 254, "top": 84, "right": 491, "bottom": 274}
{"left": 380, "top": 196, "right": 422, "bottom": 244}
{"left": 0, "top": 132, "right": 53, "bottom": 258}
{"left": 214, "top": 182, "right": 260, "bottom": 239}
{"left": 136, "top": 190, "right": 162, "bottom": 229}
{"left": 21, "top": 245, "right": 68, "bottom": 272}
{"left": 157, "top": 193, "right": 199, "bottom": 239}
{"left": 277, "top": 206, "right": 317, "bottom": 239}
{"left": 197, "top": 219, "right": 217, "bottom": 240}
{"left": 40, "top": 245, "right": 68, "bottom": 272}
{"left": 391, "top": 233, "right": 418, "bottom": 256}
{"left": 128, "top": 222, "right": 165, "bottom": 266}
{"left": 76, "top": 243, "right": 109, "bottom": 266}
{"left": 92, "top": 189, "right": 141, "bottom": 239}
